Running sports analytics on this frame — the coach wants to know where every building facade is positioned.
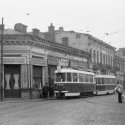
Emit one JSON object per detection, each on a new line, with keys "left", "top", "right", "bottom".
{"left": 0, "top": 23, "right": 89, "bottom": 99}
{"left": 115, "top": 49, "right": 125, "bottom": 89}
{"left": 43, "top": 24, "right": 116, "bottom": 75}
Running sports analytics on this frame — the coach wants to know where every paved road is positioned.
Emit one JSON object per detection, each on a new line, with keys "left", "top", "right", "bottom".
{"left": 0, "top": 94, "right": 125, "bottom": 125}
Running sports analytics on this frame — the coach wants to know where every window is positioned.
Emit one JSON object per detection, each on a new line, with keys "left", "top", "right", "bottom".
{"left": 79, "top": 73, "right": 85, "bottom": 82}
{"left": 56, "top": 73, "right": 65, "bottom": 82}
{"left": 62, "top": 37, "right": 68, "bottom": 46}
{"left": 97, "top": 78, "right": 101, "bottom": 84}
{"left": 102, "top": 78, "right": 104, "bottom": 84}
{"left": 100, "top": 53, "right": 102, "bottom": 63}
{"left": 97, "top": 51, "right": 99, "bottom": 63}
{"left": 67, "top": 73, "right": 72, "bottom": 82}
{"left": 85, "top": 74, "right": 89, "bottom": 82}
{"left": 73, "top": 73, "right": 77, "bottom": 82}
{"left": 76, "top": 33, "right": 81, "bottom": 38}
{"left": 103, "top": 54, "right": 105, "bottom": 65}
{"left": 105, "top": 78, "right": 108, "bottom": 84}
{"left": 89, "top": 75, "right": 93, "bottom": 82}
{"left": 93, "top": 50, "right": 96, "bottom": 63}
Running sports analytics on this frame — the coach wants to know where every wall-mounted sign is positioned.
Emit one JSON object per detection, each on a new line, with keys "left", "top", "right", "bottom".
{"left": 58, "top": 59, "right": 69, "bottom": 67}
{"left": 0, "top": 57, "right": 26, "bottom": 64}
{"left": 31, "top": 57, "right": 47, "bottom": 66}
{"left": 70, "top": 60, "right": 78, "bottom": 69}
{"left": 47, "top": 55, "right": 59, "bottom": 65}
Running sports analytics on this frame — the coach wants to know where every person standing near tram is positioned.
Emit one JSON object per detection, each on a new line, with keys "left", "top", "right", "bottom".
{"left": 114, "top": 80, "right": 123, "bottom": 103}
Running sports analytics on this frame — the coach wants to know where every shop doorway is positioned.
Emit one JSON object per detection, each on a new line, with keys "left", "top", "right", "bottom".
{"left": 4, "top": 65, "right": 21, "bottom": 98}
{"left": 33, "top": 66, "right": 42, "bottom": 89}
{"left": 48, "top": 65, "right": 57, "bottom": 87}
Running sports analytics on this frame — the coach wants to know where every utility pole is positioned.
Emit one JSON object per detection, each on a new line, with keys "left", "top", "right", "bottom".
{"left": 0, "top": 17, "right": 4, "bottom": 101}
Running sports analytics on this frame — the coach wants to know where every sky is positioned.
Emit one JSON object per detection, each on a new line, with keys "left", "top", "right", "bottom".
{"left": 0, "top": 0, "right": 125, "bottom": 49}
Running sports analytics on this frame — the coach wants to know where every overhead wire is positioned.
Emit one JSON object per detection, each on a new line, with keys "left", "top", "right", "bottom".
{"left": 57, "top": 7, "right": 125, "bottom": 30}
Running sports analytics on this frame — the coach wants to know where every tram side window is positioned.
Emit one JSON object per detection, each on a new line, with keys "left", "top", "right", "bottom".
{"left": 95, "top": 78, "right": 98, "bottom": 84}
{"left": 105, "top": 78, "right": 108, "bottom": 84}
{"left": 108, "top": 79, "right": 110, "bottom": 84}
{"left": 85, "top": 74, "right": 89, "bottom": 82}
{"left": 89, "top": 75, "right": 93, "bottom": 82}
{"left": 56, "top": 73, "right": 65, "bottom": 82}
{"left": 102, "top": 78, "right": 104, "bottom": 84}
{"left": 109, "top": 78, "right": 111, "bottom": 84}
{"left": 73, "top": 73, "right": 77, "bottom": 82}
{"left": 79, "top": 73, "right": 85, "bottom": 82}
{"left": 110, "top": 78, "right": 113, "bottom": 84}
{"left": 67, "top": 73, "right": 72, "bottom": 82}
{"left": 98, "top": 78, "right": 101, "bottom": 84}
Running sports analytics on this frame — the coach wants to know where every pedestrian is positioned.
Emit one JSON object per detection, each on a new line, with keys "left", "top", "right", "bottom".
{"left": 42, "top": 83, "right": 49, "bottom": 98}
{"left": 114, "top": 80, "right": 123, "bottom": 103}
{"left": 49, "top": 85, "right": 54, "bottom": 98}
{"left": 48, "top": 77, "right": 54, "bottom": 98}
{"left": 38, "top": 84, "right": 43, "bottom": 98}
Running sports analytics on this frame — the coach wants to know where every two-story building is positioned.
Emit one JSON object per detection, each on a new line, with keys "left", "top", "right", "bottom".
{"left": 0, "top": 23, "right": 89, "bottom": 99}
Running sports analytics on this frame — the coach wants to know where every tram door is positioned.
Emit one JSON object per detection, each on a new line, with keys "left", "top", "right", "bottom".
{"left": 4, "top": 65, "right": 21, "bottom": 98}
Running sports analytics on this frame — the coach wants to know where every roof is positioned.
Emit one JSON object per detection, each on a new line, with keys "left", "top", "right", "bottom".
{"left": 95, "top": 75, "right": 116, "bottom": 78}
{"left": 0, "top": 28, "right": 24, "bottom": 34}
{"left": 55, "top": 68, "right": 95, "bottom": 75}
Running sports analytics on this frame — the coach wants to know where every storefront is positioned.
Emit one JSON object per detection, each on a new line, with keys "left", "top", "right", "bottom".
{"left": 3, "top": 57, "right": 26, "bottom": 98}
{"left": 4, "top": 64, "right": 21, "bottom": 98}
{"left": 47, "top": 55, "right": 59, "bottom": 87}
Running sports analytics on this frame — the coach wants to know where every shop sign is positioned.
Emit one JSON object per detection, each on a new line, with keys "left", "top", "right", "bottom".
{"left": 31, "top": 57, "right": 47, "bottom": 66}
{"left": 47, "top": 55, "right": 59, "bottom": 65}
{"left": 1, "top": 57, "right": 26, "bottom": 64}
{"left": 70, "top": 60, "right": 78, "bottom": 69}
{"left": 58, "top": 59, "right": 69, "bottom": 67}
{"left": 78, "top": 61, "right": 87, "bottom": 69}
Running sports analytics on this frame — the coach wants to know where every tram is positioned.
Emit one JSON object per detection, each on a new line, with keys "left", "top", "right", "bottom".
{"left": 54, "top": 68, "right": 96, "bottom": 97}
{"left": 95, "top": 75, "right": 116, "bottom": 95}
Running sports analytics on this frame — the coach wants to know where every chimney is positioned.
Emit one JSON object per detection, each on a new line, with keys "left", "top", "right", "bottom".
{"left": 32, "top": 28, "right": 40, "bottom": 37}
{"left": 59, "top": 27, "right": 64, "bottom": 31}
{"left": 48, "top": 23, "right": 55, "bottom": 32}
{"left": 14, "top": 23, "right": 27, "bottom": 33}
{"left": 0, "top": 24, "right": 5, "bottom": 30}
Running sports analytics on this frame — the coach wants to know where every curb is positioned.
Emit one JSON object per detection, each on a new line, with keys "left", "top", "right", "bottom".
{"left": 0, "top": 97, "right": 56, "bottom": 103}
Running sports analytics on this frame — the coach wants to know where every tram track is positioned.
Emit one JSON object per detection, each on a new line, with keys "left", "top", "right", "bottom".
{"left": 83, "top": 98, "right": 123, "bottom": 107}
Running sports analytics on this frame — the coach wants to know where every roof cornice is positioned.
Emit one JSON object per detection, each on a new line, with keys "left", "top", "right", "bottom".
{"left": 1, "top": 34, "right": 89, "bottom": 59}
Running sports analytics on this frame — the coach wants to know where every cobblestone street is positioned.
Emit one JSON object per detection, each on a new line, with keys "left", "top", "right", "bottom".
{"left": 0, "top": 94, "right": 125, "bottom": 125}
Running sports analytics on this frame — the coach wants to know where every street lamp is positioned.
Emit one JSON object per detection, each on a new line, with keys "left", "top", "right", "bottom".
{"left": 0, "top": 17, "right": 4, "bottom": 101}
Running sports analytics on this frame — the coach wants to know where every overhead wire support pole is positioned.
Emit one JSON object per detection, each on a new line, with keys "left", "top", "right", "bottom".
{"left": 0, "top": 17, "right": 4, "bottom": 101}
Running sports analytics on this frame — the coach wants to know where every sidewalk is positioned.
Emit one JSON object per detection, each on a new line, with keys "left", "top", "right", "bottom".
{"left": 0, "top": 97, "right": 56, "bottom": 103}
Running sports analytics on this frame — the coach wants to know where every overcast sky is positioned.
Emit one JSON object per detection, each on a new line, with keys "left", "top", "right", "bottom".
{"left": 0, "top": 0, "right": 125, "bottom": 49}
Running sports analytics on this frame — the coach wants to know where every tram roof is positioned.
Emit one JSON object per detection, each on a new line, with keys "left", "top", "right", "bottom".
{"left": 55, "top": 68, "right": 95, "bottom": 75}
{"left": 95, "top": 75, "right": 116, "bottom": 78}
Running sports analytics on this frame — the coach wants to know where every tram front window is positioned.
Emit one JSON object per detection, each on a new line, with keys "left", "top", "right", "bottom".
{"left": 56, "top": 73, "right": 65, "bottom": 82}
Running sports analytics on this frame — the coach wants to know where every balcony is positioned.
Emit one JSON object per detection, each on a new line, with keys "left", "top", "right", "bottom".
{"left": 93, "top": 63, "right": 114, "bottom": 71}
